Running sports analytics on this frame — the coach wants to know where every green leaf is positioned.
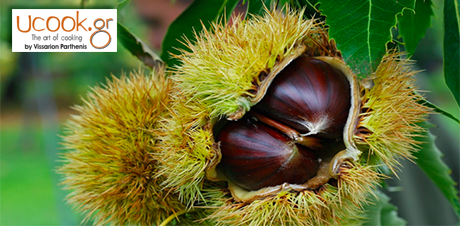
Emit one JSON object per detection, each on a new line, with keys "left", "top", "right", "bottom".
{"left": 297, "top": 0, "right": 319, "bottom": 9}
{"left": 319, "top": 0, "right": 415, "bottom": 78}
{"left": 417, "top": 97, "right": 460, "bottom": 124}
{"left": 278, "top": 0, "right": 291, "bottom": 7}
{"left": 362, "top": 189, "right": 406, "bottom": 226}
{"left": 247, "top": 0, "right": 272, "bottom": 16}
{"left": 398, "top": 0, "right": 434, "bottom": 56}
{"left": 224, "top": 0, "right": 240, "bottom": 18}
{"left": 443, "top": 0, "right": 460, "bottom": 107}
{"left": 161, "top": 0, "right": 240, "bottom": 67}
{"left": 290, "top": 0, "right": 317, "bottom": 9}
{"left": 414, "top": 122, "right": 460, "bottom": 218}
{"left": 117, "top": 22, "right": 163, "bottom": 69}
{"left": 117, "top": 0, "right": 130, "bottom": 11}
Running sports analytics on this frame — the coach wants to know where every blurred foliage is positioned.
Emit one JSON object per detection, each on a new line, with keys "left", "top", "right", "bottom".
{"left": 0, "top": 0, "right": 150, "bottom": 225}
{"left": 0, "top": 124, "right": 80, "bottom": 225}
{"left": 0, "top": 41, "right": 19, "bottom": 85}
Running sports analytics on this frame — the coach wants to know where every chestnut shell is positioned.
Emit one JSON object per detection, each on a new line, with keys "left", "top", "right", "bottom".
{"left": 253, "top": 56, "right": 351, "bottom": 138}
{"left": 217, "top": 118, "right": 319, "bottom": 191}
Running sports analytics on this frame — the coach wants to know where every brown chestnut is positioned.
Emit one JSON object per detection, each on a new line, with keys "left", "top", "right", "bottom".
{"left": 215, "top": 55, "right": 351, "bottom": 191}
{"left": 216, "top": 118, "right": 320, "bottom": 191}
{"left": 253, "top": 56, "right": 351, "bottom": 138}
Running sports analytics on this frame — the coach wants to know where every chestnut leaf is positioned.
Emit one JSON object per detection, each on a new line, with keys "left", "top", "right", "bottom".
{"left": 397, "top": 0, "right": 434, "bottom": 56}
{"left": 443, "top": 0, "right": 460, "bottom": 108}
{"left": 117, "top": 22, "right": 163, "bottom": 69}
{"left": 414, "top": 122, "right": 460, "bottom": 218}
{"left": 362, "top": 189, "right": 406, "bottom": 226}
{"left": 160, "top": 0, "right": 240, "bottom": 67}
{"left": 247, "top": 0, "right": 272, "bottom": 17}
{"left": 116, "top": 0, "right": 130, "bottom": 11}
{"left": 417, "top": 97, "right": 460, "bottom": 124}
{"left": 318, "top": 0, "right": 415, "bottom": 78}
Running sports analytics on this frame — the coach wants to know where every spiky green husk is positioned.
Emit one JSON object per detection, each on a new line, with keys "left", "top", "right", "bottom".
{"left": 59, "top": 70, "right": 184, "bottom": 225}
{"left": 207, "top": 164, "right": 380, "bottom": 226}
{"left": 174, "top": 8, "right": 337, "bottom": 118}
{"left": 354, "top": 53, "right": 430, "bottom": 171}
{"left": 161, "top": 8, "right": 418, "bottom": 226}
{"left": 159, "top": 8, "right": 337, "bottom": 208}
{"left": 154, "top": 92, "right": 216, "bottom": 207}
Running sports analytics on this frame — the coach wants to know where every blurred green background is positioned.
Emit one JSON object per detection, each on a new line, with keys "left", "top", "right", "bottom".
{"left": 0, "top": 0, "right": 458, "bottom": 225}
{"left": 1, "top": 0, "right": 142, "bottom": 224}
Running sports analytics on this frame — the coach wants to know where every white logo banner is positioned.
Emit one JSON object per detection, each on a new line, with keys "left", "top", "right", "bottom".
{"left": 12, "top": 9, "right": 117, "bottom": 52}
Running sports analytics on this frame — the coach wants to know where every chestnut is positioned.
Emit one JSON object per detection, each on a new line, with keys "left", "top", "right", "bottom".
{"left": 215, "top": 56, "right": 351, "bottom": 191}
{"left": 253, "top": 56, "right": 351, "bottom": 138}
{"left": 216, "top": 118, "right": 320, "bottom": 191}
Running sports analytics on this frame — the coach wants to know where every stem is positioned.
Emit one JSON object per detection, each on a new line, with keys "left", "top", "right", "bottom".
{"left": 159, "top": 210, "right": 191, "bottom": 226}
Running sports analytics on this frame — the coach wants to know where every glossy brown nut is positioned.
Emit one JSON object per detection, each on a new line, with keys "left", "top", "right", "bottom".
{"left": 217, "top": 118, "right": 320, "bottom": 191}
{"left": 253, "top": 56, "right": 351, "bottom": 138}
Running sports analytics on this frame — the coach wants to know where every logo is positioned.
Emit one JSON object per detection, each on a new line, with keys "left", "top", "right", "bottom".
{"left": 12, "top": 9, "right": 117, "bottom": 52}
